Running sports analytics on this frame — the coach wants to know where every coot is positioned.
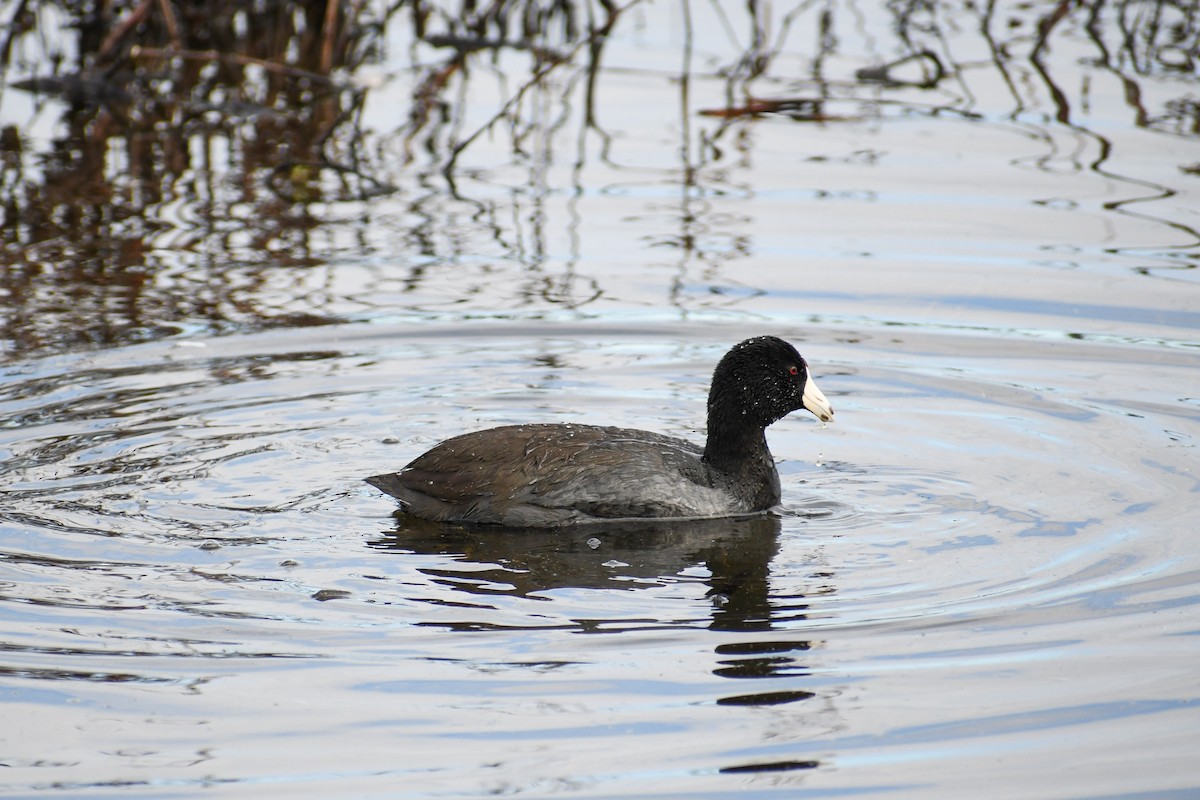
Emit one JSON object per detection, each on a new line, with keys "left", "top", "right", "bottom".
{"left": 366, "top": 336, "right": 834, "bottom": 527}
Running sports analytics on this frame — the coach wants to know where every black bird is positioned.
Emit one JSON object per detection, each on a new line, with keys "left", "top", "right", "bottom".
{"left": 366, "top": 336, "right": 834, "bottom": 527}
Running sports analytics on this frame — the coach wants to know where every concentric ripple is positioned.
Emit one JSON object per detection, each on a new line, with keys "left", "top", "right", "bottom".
{"left": 0, "top": 322, "right": 1196, "bottom": 797}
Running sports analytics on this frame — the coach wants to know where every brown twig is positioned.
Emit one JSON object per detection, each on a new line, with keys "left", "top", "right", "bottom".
{"left": 96, "top": 0, "right": 155, "bottom": 62}
{"left": 155, "top": 0, "right": 182, "bottom": 49}
{"left": 320, "top": 0, "right": 340, "bottom": 74}
{"left": 699, "top": 98, "right": 833, "bottom": 120}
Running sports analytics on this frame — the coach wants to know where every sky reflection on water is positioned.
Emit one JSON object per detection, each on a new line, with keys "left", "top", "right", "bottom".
{"left": 0, "top": 1, "right": 1198, "bottom": 797}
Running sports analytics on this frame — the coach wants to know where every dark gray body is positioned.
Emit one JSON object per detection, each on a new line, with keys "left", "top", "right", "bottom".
{"left": 365, "top": 336, "right": 834, "bottom": 528}
{"left": 366, "top": 422, "right": 780, "bottom": 527}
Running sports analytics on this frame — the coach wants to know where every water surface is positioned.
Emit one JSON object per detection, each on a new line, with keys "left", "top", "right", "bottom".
{"left": 1, "top": 1, "right": 1199, "bottom": 797}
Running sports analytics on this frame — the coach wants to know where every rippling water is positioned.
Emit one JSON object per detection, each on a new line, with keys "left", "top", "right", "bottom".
{"left": 3, "top": 0, "right": 1200, "bottom": 797}
{"left": 2, "top": 318, "right": 1197, "bottom": 797}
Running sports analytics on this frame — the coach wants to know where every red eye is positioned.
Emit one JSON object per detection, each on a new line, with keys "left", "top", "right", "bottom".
{"left": 788, "top": 366, "right": 799, "bottom": 376}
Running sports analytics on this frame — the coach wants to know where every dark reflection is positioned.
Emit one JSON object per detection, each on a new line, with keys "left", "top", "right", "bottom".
{"left": 370, "top": 510, "right": 830, "bottom": 769}
{"left": 0, "top": 664, "right": 175, "bottom": 684}
{"left": 0, "top": 0, "right": 380, "bottom": 357}
{"left": 720, "top": 759, "right": 819, "bottom": 775}
{"left": 717, "top": 689, "right": 815, "bottom": 707}
{"left": 368, "top": 514, "right": 785, "bottom": 616}
{"left": 3, "top": 1, "right": 1193, "bottom": 359}
{"left": 714, "top": 639, "right": 814, "bottom": 680}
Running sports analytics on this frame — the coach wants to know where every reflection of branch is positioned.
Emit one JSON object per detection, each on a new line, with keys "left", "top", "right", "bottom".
{"left": 699, "top": 97, "right": 834, "bottom": 120}
{"left": 1032, "top": 0, "right": 1074, "bottom": 58}
{"left": 812, "top": 8, "right": 835, "bottom": 85}
{"left": 155, "top": 0, "right": 182, "bottom": 48}
{"left": 1031, "top": 0, "right": 1075, "bottom": 124}
{"left": 856, "top": 50, "right": 945, "bottom": 88}
{"left": 443, "top": 48, "right": 581, "bottom": 174}
{"left": 401, "top": 59, "right": 461, "bottom": 163}
{"left": 94, "top": 0, "right": 182, "bottom": 62}
{"left": 424, "top": 34, "right": 569, "bottom": 63}
{"left": 319, "top": 0, "right": 340, "bottom": 74}
{"left": 128, "top": 46, "right": 337, "bottom": 83}
{"left": 269, "top": 157, "right": 397, "bottom": 201}
{"left": 583, "top": 1, "right": 619, "bottom": 130}
{"left": 979, "top": 0, "right": 1025, "bottom": 114}
{"left": 443, "top": 0, "right": 647, "bottom": 175}
{"left": 97, "top": 0, "right": 154, "bottom": 61}
{"left": 1085, "top": 2, "right": 1149, "bottom": 127}
{"left": 0, "top": 0, "right": 32, "bottom": 71}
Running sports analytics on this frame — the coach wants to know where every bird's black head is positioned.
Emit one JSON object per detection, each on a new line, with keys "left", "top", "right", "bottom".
{"left": 708, "top": 336, "right": 834, "bottom": 430}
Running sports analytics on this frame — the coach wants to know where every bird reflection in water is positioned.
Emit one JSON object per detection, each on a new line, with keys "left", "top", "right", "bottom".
{"left": 368, "top": 511, "right": 830, "bottom": 775}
